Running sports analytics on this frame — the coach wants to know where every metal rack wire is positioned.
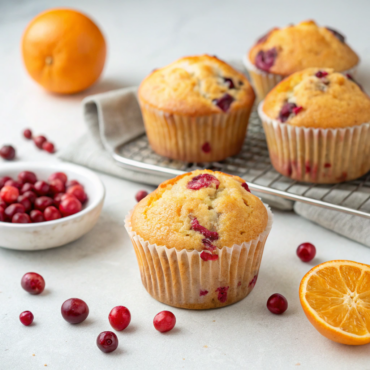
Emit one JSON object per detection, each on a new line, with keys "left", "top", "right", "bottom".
{"left": 113, "top": 109, "right": 370, "bottom": 219}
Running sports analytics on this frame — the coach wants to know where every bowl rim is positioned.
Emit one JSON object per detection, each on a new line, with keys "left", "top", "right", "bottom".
{"left": 0, "top": 161, "right": 105, "bottom": 228}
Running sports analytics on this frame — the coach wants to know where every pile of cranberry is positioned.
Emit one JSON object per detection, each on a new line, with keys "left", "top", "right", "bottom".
{"left": 0, "top": 171, "right": 87, "bottom": 223}
{"left": 19, "top": 272, "right": 176, "bottom": 353}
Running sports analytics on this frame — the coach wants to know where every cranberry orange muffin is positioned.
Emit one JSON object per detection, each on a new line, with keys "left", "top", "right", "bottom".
{"left": 125, "top": 170, "right": 273, "bottom": 309}
{"left": 244, "top": 20, "right": 359, "bottom": 100}
{"left": 259, "top": 68, "right": 370, "bottom": 183}
{"left": 138, "top": 55, "right": 255, "bottom": 162}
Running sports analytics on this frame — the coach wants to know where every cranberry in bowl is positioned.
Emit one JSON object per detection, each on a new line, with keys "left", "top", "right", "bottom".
{"left": 0, "top": 162, "right": 105, "bottom": 250}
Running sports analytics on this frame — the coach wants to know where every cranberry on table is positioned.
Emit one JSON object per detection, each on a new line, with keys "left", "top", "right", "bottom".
{"left": 30, "top": 209, "right": 45, "bottom": 223}
{"left": 0, "top": 185, "right": 19, "bottom": 203}
{"left": 42, "top": 141, "right": 55, "bottom": 153}
{"left": 21, "top": 183, "right": 35, "bottom": 194}
{"left": 33, "top": 135, "right": 47, "bottom": 149}
{"left": 18, "top": 171, "right": 37, "bottom": 184}
{"left": 135, "top": 190, "right": 148, "bottom": 202}
{"left": 0, "top": 145, "right": 16, "bottom": 160}
{"left": 5, "top": 203, "right": 25, "bottom": 219}
{"left": 12, "top": 213, "right": 31, "bottom": 223}
{"left": 0, "top": 176, "right": 12, "bottom": 189}
{"left": 19, "top": 311, "right": 34, "bottom": 326}
{"left": 5, "top": 179, "right": 22, "bottom": 189}
{"left": 109, "top": 306, "right": 131, "bottom": 331}
{"left": 34, "top": 181, "right": 50, "bottom": 196}
{"left": 61, "top": 298, "right": 89, "bottom": 324}
{"left": 23, "top": 190, "right": 37, "bottom": 204}
{"left": 97, "top": 331, "right": 119, "bottom": 353}
{"left": 59, "top": 196, "right": 82, "bottom": 217}
{"left": 296, "top": 242, "right": 316, "bottom": 262}
{"left": 17, "top": 195, "right": 32, "bottom": 212}
{"left": 23, "top": 128, "right": 33, "bottom": 139}
{"left": 153, "top": 311, "right": 176, "bottom": 333}
{"left": 34, "top": 196, "right": 54, "bottom": 211}
{"left": 267, "top": 293, "right": 288, "bottom": 315}
{"left": 44, "top": 206, "right": 62, "bottom": 221}
{"left": 48, "top": 172, "right": 68, "bottom": 184}
{"left": 66, "top": 185, "right": 87, "bottom": 203}
{"left": 21, "top": 272, "right": 45, "bottom": 295}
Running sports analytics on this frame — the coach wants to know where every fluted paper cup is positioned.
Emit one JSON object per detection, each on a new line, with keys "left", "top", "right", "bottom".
{"left": 139, "top": 102, "right": 253, "bottom": 163}
{"left": 124, "top": 204, "right": 273, "bottom": 310}
{"left": 258, "top": 102, "right": 370, "bottom": 183}
{"left": 243, "top": 55, "right": 359, "bottom": 102}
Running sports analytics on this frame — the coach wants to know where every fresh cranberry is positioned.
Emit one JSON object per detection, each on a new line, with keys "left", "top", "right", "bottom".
{"left": 0, "top": 199, "right": 6, "bottom": 208}
{"left": 242, "top": 182, "right": 250, "bottom": 192}
{"left": 17, "top": 195, "right": 32, "bottom": 212}
{"left": 213, "top": 93, "right": 235, "bottom": 112}
{"left": 267, "top": 293, "right": 288, "bottom": 314}
{"left": 0, "top": 145, "right": 16, "bottom": 160}
{"left": 12, "top": 213, "right": 31, "bottom": 223}
{"left": 5, "top": 180, "right": 22, "bottom": 189}
{"left": 18, "top": 171, "right": 37, "bottom": 184}
{"left": 109, "top": 306, "right": 131, "bottom": 331}
{"left": 135, "top": 190, "right": 148, "bottom": 202}
{"left": 33, "top": 135, "right": 47, "bottom": 149}
{"left": 53, "top": 193, "right": 65, "bottom": 207}
{"left": 296, "top": 242, "right": 316, "bottom": 262}
{"left": 19, "top": 311, "right": 34, "bottom": 326}
{"left": 153, "top": 311, "right": 176, "bottom": 333}
{"left": 201, "top": 142, "right": 211, "bottom": 153}
{"left": 59, "top": 196, "right": 82, "bottom": 217}
{"left": 44, "top": 206, "right": 62, "bottom": 221}
{"left": 255, "top": 48, "right": 277, "bottom": 72}
{"left": 0, "top": 176, "right": 12, "bottom": 189}
{"left": 21, "top": 183, "right": 35, "bottom": 194}
{"left": 187, "top": 174, "right": 220, "bottom": 190}
{"left": 48, "top": 172, "right": 68, "bottom": 184}
{"left": 0, "top": 206, "right": 6, "bottom": 222}
{"left": 97, "top": 331, "right": 119, "bottom": 353}
{"left": 49, "top": 179, "right": 65, "bottom": 195}
{"left": 23, "top": 129, "right": 33, "bottom": 139}
{"left": 0, "top": 185, "right": 19, "bottom": 203}
{"left": 34, "top": 181, "right": 50, "bottom": 196}
{"left": 30, "top": 209, "right": 45, "bottom": 223}
{"left": 315, "top": 70, "right": 328, "bottom": 78}
{"left": 66, "top": 179, "right": 80, "bottom": 188}
{"left": 21, "top": 272, "right": 45, "bottom": 295}
{"left": 34, "top": 196, "right": 54, "bottom": 211}
{"left": 200, "top": 251, "right": 219, "bottom": 261}
{"left": 223, "top": 77, "right": 235, "bottom": 89}
{"left": 43, "top": 142, "right": 55, "bottom": 153}
{"left": 326, "top": 27, "right": 345, "bottom": 43}
{"left": 191, "top": 218, "right": 218, "bottom": 240}
{"left": 23, "top": 190, "right": 37, "bottom": 204}
{"left": 66, "top": 185, "right": 87, "bottom": 203}
{"left": 215, "top": 286, "right": 229, "bottom": 303}
{"left": 61, "top": 298, "right": 89, "bottom": 324}
{"left": 279, "top": 102, "right": 302, "bottom": 122}
{"left": 5, "top": 203, "right": 25, "bottom": 219}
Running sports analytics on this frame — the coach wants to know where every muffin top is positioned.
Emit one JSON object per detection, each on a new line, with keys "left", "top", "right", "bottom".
{"left": 248, "top": 20, "right": 359, "bottom": 76}
{"left": 262, "top": 68, "right": 370, "bottom": 129}
{"left": 130, "top": 170, "right": 268, "bottom": 254}
{"left": 138, "top": 55, "right": 255, "bottom": 116}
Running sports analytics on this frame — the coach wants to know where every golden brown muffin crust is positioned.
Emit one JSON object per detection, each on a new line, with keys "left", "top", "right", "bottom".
{"left": 262, "top": 68, "right": 370, "bottom": 129}
{"left": 130, "top": 170, "right": 268, "bottom": 251}
{"left": 138, "top": 55, "right": 255, "bottom": 116}
{"left": 249, "top": 20, "right": 359, "bottom": 76}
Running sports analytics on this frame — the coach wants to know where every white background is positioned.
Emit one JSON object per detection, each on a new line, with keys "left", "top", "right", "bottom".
{"left": 1, "top": 0, "right": 370, "bottom": 369}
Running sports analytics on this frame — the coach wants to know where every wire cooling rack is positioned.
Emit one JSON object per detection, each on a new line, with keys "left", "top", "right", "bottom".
{"left": 113, "top": 108, "right": 370, "bottom": 219}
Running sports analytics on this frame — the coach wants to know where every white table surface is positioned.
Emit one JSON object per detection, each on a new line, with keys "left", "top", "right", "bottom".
{"left": 1, "top": 0, "right": 370, "bottom": 369}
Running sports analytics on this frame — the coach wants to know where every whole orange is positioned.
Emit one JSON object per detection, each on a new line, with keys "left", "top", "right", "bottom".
{"left": 22, "top": 8, "right": 107, "bottom": 94}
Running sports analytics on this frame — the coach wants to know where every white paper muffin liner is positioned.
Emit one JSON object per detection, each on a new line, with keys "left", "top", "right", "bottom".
{"left": 124, "top": 204, "right": 273, "bottom": 310}
{"left": 242, "top": 54, "right": 359, "bottom": 102}
{"left": 258, "top": 102, "right": 370, "bottom": 183}
{"left": 139, "top": 102, "right": 253, "bottom": 162}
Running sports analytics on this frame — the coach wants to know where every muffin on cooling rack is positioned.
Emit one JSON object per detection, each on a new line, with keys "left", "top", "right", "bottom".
{"left": 138, "top": 55, "right": 255, "bottom": 163}
{"left": 244, "top": 20, "right": 359, "bottom": 101}
{"left": 125, "top": 170, "right": 273, "bottom": 309}
{"left": 259, "top": 68, "right": 370, "bottom": 184}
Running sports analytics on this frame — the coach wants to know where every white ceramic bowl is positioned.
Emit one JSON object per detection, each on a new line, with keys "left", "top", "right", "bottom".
{"left": 0, "top": 162, "right": 105, "bottom": 251}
